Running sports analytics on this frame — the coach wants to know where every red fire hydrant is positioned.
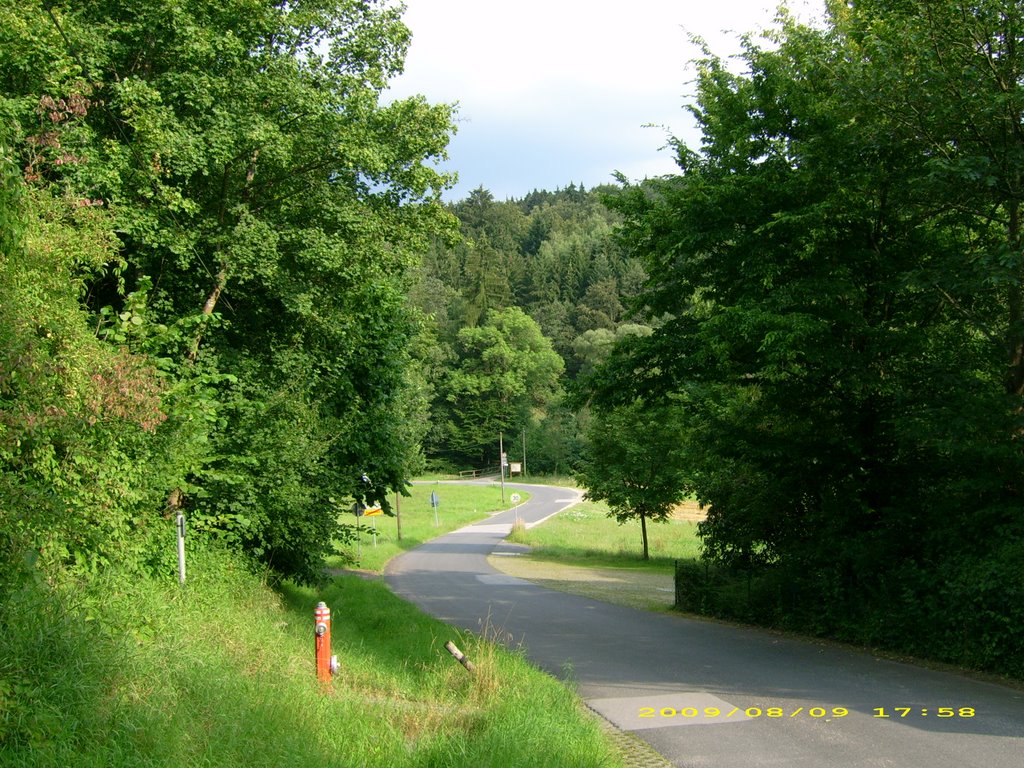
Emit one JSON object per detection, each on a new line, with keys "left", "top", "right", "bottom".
{"left": 314, "top": 601, "right": 338, "bottom": 684}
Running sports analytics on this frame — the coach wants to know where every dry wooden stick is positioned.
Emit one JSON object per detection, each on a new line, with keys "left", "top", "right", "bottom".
{"left": 444, "top": 640, "right": 475, "bottom": 672}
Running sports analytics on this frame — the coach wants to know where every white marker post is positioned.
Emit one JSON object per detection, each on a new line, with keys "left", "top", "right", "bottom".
{"left": 176, "top": 510, "right": 186, "bottom": 586}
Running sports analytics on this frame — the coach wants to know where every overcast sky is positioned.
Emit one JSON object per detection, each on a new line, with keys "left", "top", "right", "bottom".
{"left": 385, "top": 0, "right": 825, "bottom": 201}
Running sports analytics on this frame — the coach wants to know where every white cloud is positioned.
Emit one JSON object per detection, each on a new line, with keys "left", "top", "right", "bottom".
{"left": 387, "top": 0, "right": 825, "bottom": 200}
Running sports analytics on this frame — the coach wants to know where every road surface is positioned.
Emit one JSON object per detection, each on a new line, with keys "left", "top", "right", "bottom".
{"left": 385, "top": 482, "right": 1024, "bottom": 767}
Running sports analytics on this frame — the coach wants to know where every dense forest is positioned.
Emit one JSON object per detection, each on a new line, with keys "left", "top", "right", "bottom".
{"left": 1, "top": 0, "right": 1022, "bottom": 704}
{"left": 407, "top": 184, "right": 651, "bottom": 474}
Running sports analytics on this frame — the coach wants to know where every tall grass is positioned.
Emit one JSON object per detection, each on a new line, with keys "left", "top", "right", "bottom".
{"left": 0, "top": 541, "right": 620, "bottom": 767}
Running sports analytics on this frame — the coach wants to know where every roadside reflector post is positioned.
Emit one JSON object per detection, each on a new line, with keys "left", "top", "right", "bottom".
{"left": 176, "top": 510, "right": 186, "bottom": 586}
{"left": 314, "top": 601, "right": 338, "bottom": 684}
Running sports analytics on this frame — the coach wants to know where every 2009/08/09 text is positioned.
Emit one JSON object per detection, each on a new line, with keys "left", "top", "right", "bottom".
{"left": 638, "top": 706, "right": 977, "bottom": 720}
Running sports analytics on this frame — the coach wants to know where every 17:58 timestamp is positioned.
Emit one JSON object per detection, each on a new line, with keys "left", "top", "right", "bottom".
{"left": 873, "top": 707, "right": 975, "bottom": 718}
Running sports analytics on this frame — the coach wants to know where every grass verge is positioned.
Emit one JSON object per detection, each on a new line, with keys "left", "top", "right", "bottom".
{"left": 490, "top": 557, "right": 678, "bottom": 612}
{"left": 0, "top": 542, "right": 620, "bottom": 768}
{"left": 506, "top": 499, "right": 702, "bottom": 568}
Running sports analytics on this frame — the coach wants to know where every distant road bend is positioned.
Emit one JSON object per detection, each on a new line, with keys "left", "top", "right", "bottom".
{"left": 386, "top": 482, "right": 1024, "bottom": 767}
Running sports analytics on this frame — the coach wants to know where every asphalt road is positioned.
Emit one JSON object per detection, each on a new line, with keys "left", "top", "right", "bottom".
{"left": 385, "top": 482, "right": 1024, "bottom": 767}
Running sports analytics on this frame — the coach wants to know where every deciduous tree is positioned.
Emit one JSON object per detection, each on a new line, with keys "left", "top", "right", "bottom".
{"left": 440, "top": 307, "right": 563, "bottom": 467}
{"left": 575, "top": 400, "right": 689, "bottom": 560}
{"left": 586, "top": 3, "right": 1024, "bottom": 670}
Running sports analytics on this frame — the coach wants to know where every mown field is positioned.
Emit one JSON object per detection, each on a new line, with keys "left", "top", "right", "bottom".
{"left": 508, "top": 499, "right": 703, "bottom": 566}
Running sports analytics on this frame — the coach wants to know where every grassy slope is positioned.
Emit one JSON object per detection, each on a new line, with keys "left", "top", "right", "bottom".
{"left": 0, "top": 488, "right": 621, "bottom": 768}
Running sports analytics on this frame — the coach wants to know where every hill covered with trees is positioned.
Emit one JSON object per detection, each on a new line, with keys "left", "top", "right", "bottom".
{"left": 406, "top": 184, "right": 652, "bottom": 473}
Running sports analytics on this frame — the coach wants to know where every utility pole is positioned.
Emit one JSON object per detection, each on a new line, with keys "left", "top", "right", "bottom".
{"left": 499, "top": 431, "right": 505, "bottom": 504}
{"left": 522, "top": 428, "right": 527, "bottom": 478}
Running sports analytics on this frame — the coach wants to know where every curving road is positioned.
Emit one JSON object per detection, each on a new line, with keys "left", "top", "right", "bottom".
{"left": 385, "top": 482, "right": 1024, "bottom": 767}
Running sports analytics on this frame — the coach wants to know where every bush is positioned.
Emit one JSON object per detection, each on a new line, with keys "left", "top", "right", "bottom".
{"left": 674, "top": 547, "right": 1024, "bottom": 680}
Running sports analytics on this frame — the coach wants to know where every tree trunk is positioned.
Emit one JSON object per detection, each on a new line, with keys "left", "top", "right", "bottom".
{"left": 640, "top": 512, "right": 649, "bottom": 561}
{"left": 185, "top": 149, "right": 259, "bottom": 364}
{"left": 185, "top": 262, "right": 227, "bottom": 364}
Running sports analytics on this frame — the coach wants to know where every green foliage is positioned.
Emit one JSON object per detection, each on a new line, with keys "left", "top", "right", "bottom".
{"left": 1, "top": 0, "right": 458, "bottom": 582}
{"left": 586, "top": 2, "right": 1024, "bottom": 675}
{"left": 575, "top": 401, "right": 690, "bottom": 560}
{"left": 674, "top": 540, "right": 1024, "bottom": 678}
{"left": 438, "top": 307, "right": 564, "bottom": 466}
{"left": 0, "top": 149, "right": 174, "bottom": 577}
{"left": 520, "top": 398, "right": 583, "bottom": 476}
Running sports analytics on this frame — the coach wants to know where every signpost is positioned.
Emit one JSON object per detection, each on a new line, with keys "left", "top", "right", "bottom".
{"left": 430, "top": 490, "right": 440, "bottom": 526}
{"left": 362, "top": 505, "right": 382, "bottom": 547}
{"left": 353, "top": 502, "right": 382, "bottom": 547}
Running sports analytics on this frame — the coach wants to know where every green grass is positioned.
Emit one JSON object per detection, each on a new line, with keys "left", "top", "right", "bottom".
{"left": 331, "top": 482, "right": 529, "bottom": 573}
{"left": 0, "top": 541, "right": 621, "bottom": 768}
{"left": 508, "top": 499, "right": 703, "bottom": 571}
